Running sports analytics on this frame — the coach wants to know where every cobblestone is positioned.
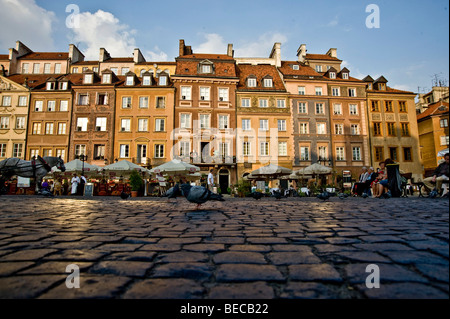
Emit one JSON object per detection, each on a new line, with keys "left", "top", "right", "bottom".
{"left": 0, "top": 195, "right": 448, "bottom": 299}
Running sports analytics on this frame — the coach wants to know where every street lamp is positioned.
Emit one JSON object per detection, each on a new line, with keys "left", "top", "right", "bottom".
{"left": 79, "top": 154, "right": 87, "bottom": 175}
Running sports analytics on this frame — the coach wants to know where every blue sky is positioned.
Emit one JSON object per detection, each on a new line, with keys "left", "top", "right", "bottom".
{"left": 1, "top": 0, "right": 448, "bottom": 93}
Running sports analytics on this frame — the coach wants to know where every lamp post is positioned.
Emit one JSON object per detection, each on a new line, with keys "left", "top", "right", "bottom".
{"left": 79, "top": 154, "right": 87, "bottom": 176}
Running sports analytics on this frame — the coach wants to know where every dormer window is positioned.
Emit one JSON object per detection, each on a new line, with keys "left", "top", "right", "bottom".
{"left": 247, "top": 77, "right": 257, "bottom": 87}
{"left": 263, "top": 77, "right": 273, "bottom": 88}
{"left": 46, "top": 82, "right": 55, "bottom": 90}
{"left": 202, "top": 64, "right": 211, "bottom": 73}
{"left": 126, "top": 76, "right": 134, "bottom": 86}
{"left": 84, "top": 74, "right": 93, "bottom": 84}
{"left": 143, "top": 75, "right": 151, "bottom": 86}
{"left": 329, "top": 72, "right": 336, "bottom": 79}
{"left": 199, "top": 60, "right": 214, "bottom": 74}
{"left": 292, "top": 65, "right": 299, "bottom": 70}
{"left": 342, "top": 73, "right": 349, "bottom": 79}
{"left": 59, "top": 81, "right": 68, "bottom": 90}
{"left": 102, "top": 73, "right": 111, "bottom": 84}
{"left": 159, "top": 75, "right": 167, "bottom": 86}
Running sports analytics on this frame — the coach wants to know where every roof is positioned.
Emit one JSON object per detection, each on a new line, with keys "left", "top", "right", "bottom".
{"left": 136, "top": 61, "right": 177, "bottom": 66}
{"left": 367, "top": 86, "right": 415, "bottom": 95}
{"left": 175, "top": 56, "right": 237, "bottom": 78}
{"left": 71, "top": 61, "right": 99, "bottom": 66}
{"left": 102, "top": 57, "right": 134, "bottom": 63}
{"left": 0, "top": 54, "right": 8, "bottom": 60}
{"left": 305, "top": 53, "right": 342, "bottom": 62}
{"left": 278, "top": 61, "right": 322, "bottom": 78}
{"left": 417, "top": 101, "right": 449, "bottom": 121}
{"left": 236, "top": 64, "right": 286, "bottom": 92}
{"left": 18, "top": 52, "right": 69, "bottom": 60}
{"left": 178, "top": 53, "right": 234, "bottom": 61}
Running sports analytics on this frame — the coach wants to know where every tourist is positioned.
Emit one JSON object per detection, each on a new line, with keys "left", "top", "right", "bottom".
{"left": 71, "top": 174, "right": 80, "bottom": 195}
{"left": 207, "top": 169, "right": 215, "bottom": 191}
{"left": 423, "top": 153, "right": 449, "bottom": 197}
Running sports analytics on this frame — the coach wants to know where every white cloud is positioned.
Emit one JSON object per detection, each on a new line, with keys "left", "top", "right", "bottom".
{"left": 327, "top": 15, "right": 339, "bottom": 27}
{"left": 146, "top": 46, "right": 168, "bottom": 61}
{"left": 341, "top": 60, "right": 366, "bottom": 80}
{"left": 69, "top": 10, "right": 137, "bottom": 60}
{"left": 195, "top": 33, "right": 228, "bottom": 54}
{"left": 0, "top": 0, "right": 55, "bottom": 51}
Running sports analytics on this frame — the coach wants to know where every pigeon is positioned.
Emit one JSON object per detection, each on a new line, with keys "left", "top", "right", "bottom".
{"left": 39, "top": 189, "right": 54, "bottom": 197}
{"left": 251, "top": 192, "right": 264, "bottom": 200}
{"left": 179, "top": 184, "right": 224, "bottom": 210}
{"left": 362, "top": 193, "right": 369, "bottom": 198}
{"left": 271, "top": 190, "right": 284, "bottom": 200}
{"left": 338, "top": 192, "right": 348, "bottom": 200}
{"left": 120, "top": 191, "right": 131, "bottom": 200}
{"left": 163, "top": 184, "right": 182, "bottom": 202}
{"left": 317, "top": 190, "right": 330, "bottom": 201}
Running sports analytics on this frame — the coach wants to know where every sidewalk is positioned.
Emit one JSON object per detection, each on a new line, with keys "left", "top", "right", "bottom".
{"left": 0, "top": 195, "right": 448, "bottom": 299}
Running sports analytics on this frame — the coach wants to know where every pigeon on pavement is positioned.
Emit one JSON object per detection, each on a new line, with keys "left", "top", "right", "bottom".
{"left": 317, "top": 190, "right": 330, "bottom": 201}
{"left": 163, "top": 184, "right": 181, "bottom": 202}
{"left": 120, "top": 191, "right": 131, "bottom": 200}
{"left": 250, "top": 192, "right": 264, "bottom": 200}
{"left": 180, "top": 184, "right": 225, "bottom": 210}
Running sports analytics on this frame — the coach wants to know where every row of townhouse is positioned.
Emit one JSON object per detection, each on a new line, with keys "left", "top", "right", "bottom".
{"left": 0, "top": 40, "right": 423, "bottom": 191}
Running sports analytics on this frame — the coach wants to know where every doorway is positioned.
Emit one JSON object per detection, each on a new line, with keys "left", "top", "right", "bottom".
{"left": 219, "top": 168, "right": 229, "bottom": 194}
{"left": 201, "top": 142, "right": 210, "bottom": 163}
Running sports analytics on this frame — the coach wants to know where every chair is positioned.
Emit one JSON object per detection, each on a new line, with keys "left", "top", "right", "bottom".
{"left": 400, "top": 173, "right": 412, "bottom": 198}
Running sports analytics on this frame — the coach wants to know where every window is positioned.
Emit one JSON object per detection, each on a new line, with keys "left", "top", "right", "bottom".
{"left": 121, "top": 119, "right": 131, "bottom": 132}
{"left": 333, "top": 104, "right": 342, "bottom": 115}
{"left": 143, "top": 76, "right": 151, "bottom": 86}
{"left": 403, "top": 147, "right": 412, "bottom": 161}
{"left": 120, "top": 144, "right": 129, "bottom": 158}
{"left": 0, "top": 144, "right": 6, "bottom": 157}
{"left": 277, "top": 99, "right": 286, "bottom": 108}
{"left": 56, "top": 149, "right": 66, "bottom": 161}
{"left": 72, "top": 67, "right": 79, "bottom": 74}
{"left": 349, "top": 104, "right": 358, "bottom": 115}
{"left": 329, "top": 72, "right": 336, "bottom": 79}
{"left": 315, "top": 87, "right": 323, "bottom": 96}
{"left": 263, "top": 78, "right": 273, "bottom": 87}
{"left": 247, "top": 78, "right": 257, "bottom": 87}
{"left": 292, "top": 65, "right": 299, "bottom": 70}
{"left": 399, "top": 101, "right": 407, "bottom": 112}
{"left": 138, "top": 118, "right": 148, "bottom": 132}
{"left": 155, "top": 118, "right": 165, "bottom": 132}
{"left": 335, "top": 123, "right": 344, "bottom": 135}
{"left": 300, "top": 147, "right": 309, "bottom": 161}
{"left": 352, "top": 147, "right": 361, "bottom": 161}
{"left": 126, "top": 76, "right": 134, "bottom": 86}
{"left": 58, "top": 123, "right": 66, "bottom": 135}
{"left": 44, "top": 63, "right": 51, "bottom": 74}
{"left": 332, "top": 87, "right": 340, "bottom": 96}
{"left": 2, "top": 96, "right": 11, "bottom": 106}
{"left": 401, "top": 123, "right": 410, "bottom": 136}
{"left": 102, "top": 74, "right": 111, "bottom": 84}
{"left": 45, "top": 123, "right": 54, "bottom": 135}
{"left": 96, "top": 117, "right": 107, "bottom": 131}
{"left": 298, "top": 86, "right": 305, "bottom": 95}
{"left": 0, "top": 116, "right": 9, "bottom": 129}
{"left": 278, "top": 142, "right": 287, "bottom": 156}
{"left": 84, "top": 74, "right": 93, "bottom": 84}
{"left": 154, "top": 144, "right": 164, "bottom": 158}
{"left": 199, "top": 114, "right": 210, "bottom": 129}
{"left": 43, "top": 149, "right": 52, "bottom": 158}
{"left": 374, "top": 147, "right": 384, "bottom": 162}
{"left": 77, "top": 118, "right": 88, "bottom": 131}
{"left": 82, "top": 67, "right": 89, "bottom": 73}
{"left": 13, "top": 144, "right": 23, "bottom": 158}
{"left": 298, "top": 102, "right": 307, "bottom": 113}
{"left": 200, "top": 87, "right": 210, "bottom": 101}
{"left": 371, "top": 100, "right": 380, "bottom": 112}
{"left": 139, "top": 97, "right": 149, "bottom": 109}
{"left": 440, "top": 136, "right": 449, "bottom": 146}
{"left": 18, "top": 96, "right": 27, "bottom": 106}
{"left": 336, "top": 147, "right": 345, "bottom": 161}
{"left": 33, "top": 63, "right": 40, "bottom": 74}
{"left": 259, "top": 99, "right": 268, "bottom": 108}
{"left": 179, "top": 141, "right": 190, "bottom": 157}
{"left": 278, "top": 120, "right": 286, "bottom": 131}
{"left": 30, "top": 149, "right": 39, "bottom": 158}
{"left": 121, "top": 68, "right": 130, "bottom": 75}
{"left": 46, "top": 82, "right": 55, "bottom": 90}
{"left": 440, "top": 119, "right": 448, "bottom": 128}
{"left": 47, "top": 101, "right": 56, "bottom": 112}
{"left": 59, "top": 81, "right": 67, "bottom": 90}
{"left": 75, "top": 145, "right": 86, "bottom": 156}
{"left": 201, "top": 64, "right": 212, "bottom": 74}
{"left": 387, "top": 122, "right": 396, "bottom": 136}
{"left": 16, "top": 117, "right": 26, "bottom": 129}
{"left": 35, "top": 101, "right": 43, "bottom": 112}
{"left": 22, "top": 63, "right": 29, "bottom": 74}
{"left": 94, "top": 145, "right": 105, "bottom": 160}
{"left": 219, "top": 142, "right": 229, "bottom": 157}
{"left": 318, "top": 146, "right": 328, "bottom": 161}
{"left": 385, "top": 101, "right": 393, "bottom": 112}
{"left": 242, "top": 119, "right": 251, "bottom": 131}
{"left": 299, "top": 123, "right": 309, "bottom": 134}
{"left": 32, "top": 122, "right": 41, "bottom": 134}
{"left": 110, "top": 68, "right": 118, "bottom": 75}
{"left": 389, "top": 147, "right": 398, "bottom": 161}
{"left": 219, "top": 115, "right": 229, "bottom": 129}
{"left": 260, "top": 142, "right": 269, "bottom": 156}
{"left": 55, "top": 63, "right": 61, "bottom": 74}
{"left": 60, "top": 100, "right": 68, "bottom": 111}
{"left": 122, "top": 97, "right": 132, "bottom": 108}
{"left": 78, "top": 94, "right": 89, "bottom": 105}
{"left": 342, "top": 73, "right": 349, "bottom": 79}
{"left": 315, "top": 65, "right": 322, "bottom": 72}
{"left": 218, "top": 88, "right": 229, "bottom": 102}
{"left": 241, "top": 98, "right": 250, "bottom": 107}
{"left": 259, "top": 119, "right": 269, "bottom": 131}
{"left": 180, "top": 113, "right": 191, "bottom": 129}
{"left": 351, "top": 124, "right": 360, "bottom": 135}
{"left": 243, "top": 142, "right": 251, "bottom": 156}
{"left": 96, "top": 93, "right": 108, "bottom": 105}
{"left": 93, "top": 67, "right": 99, "bottom": 73}
{"left": 181, "top": 86, "right": 191, "bottom": 100}
{"left": 348, "top": 88, "right": 356, "bottom": 97}
{"left": 317, "top": 123, "right": 326, "bottom": 135}
{"left": 373, "top": 122, "right": 382, "bottom": 136}
{"left": 315, "top": 103, "right": 324, "bottom": 114}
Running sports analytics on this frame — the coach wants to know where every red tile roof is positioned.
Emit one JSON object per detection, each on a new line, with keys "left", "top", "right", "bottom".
{"left": 71, "top": 61, "right": 99, "bottom": 65}
{"left": 179, "top": 54, "right": 234, "bottom": 60}
{"left": 417, "top": 101, "right": 449, "bottom": 120}
{"left": 236, "top": 64, "right": 286, "bottom": 91}
{"left": 103, "top": 57, "right": 134, "bottom": 62}
{"left": 367, "top": 86, "right": 415, "bottom": 94}
{"left": 175, "top": 57, "right": 237, "bottom": 78}
{"left": 18, "top": 52, "right": 69, "bottom": 60}
{"left": 306, "top": 54, "right": 341, "bottom": 61}
{"left": 0, "top": 55, "right": 9, "bottom": 60}
{"left": 278, "top": 61, "right": 322, "bottom": 78}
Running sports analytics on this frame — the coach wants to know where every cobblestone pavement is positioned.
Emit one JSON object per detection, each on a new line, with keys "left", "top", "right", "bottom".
{"left": 0, "top": 195, "right": 448, "bottom": 299}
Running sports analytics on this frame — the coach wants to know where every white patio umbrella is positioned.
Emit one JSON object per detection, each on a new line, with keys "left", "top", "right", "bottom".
{"left": 149, "top": 159, "right": 200, "bottom": 176}
{"left": 51, "top": 159, "right": 100, "bottom": 175}
{"left": 101, "top": 160, "right": 151, "bottom": 177}
{"left": 295, "top": 163, "right": 332, "bottom": 176}
{"left": 438, "top": 148, "right": 449, "bottom": 157}
{"left": 250, "top": 164, "right": 292, "bottom": 178}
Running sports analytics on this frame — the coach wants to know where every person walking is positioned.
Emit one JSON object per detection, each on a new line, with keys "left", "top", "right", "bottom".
{"left": 207, "top": 169, "right": 215, "bottom": 192}
{"left": 71, "top": 174, "right": 80, "bottom": 195}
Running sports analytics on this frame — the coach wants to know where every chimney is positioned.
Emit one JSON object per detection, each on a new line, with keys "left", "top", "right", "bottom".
{"left": 227, "top": 44, "right": 234, "bottom": 57}
{"left": 15, "top": 41, "right": 33, "bottom": 58}
{"left": 133, "top": 48, "right": 145, "bottom": 63}
{"left": 269, "top": 43, "right": 281, "bottom": 67}
{"left": 297, "top": 44, "right": 307, "bottom": 63}
{"left": 99, "top": 48, "right": 111, "bottom": 62}
{"left": 69, "top": 44, "right": 85, "bottom": 64}
{"left": 179, "top": 39, "right": 186, "bottom": 57}
{"left": 326, "top": 48, "right": 337, "bottom": 58}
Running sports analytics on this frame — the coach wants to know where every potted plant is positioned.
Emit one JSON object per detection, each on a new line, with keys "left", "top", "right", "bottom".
{"left": 129, "top": 171, "right": 143, "bottom": 197}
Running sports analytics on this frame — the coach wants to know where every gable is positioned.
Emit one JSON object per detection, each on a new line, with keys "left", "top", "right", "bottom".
{"left": 0, "top": 76, "right": 28, "bottom": 92}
